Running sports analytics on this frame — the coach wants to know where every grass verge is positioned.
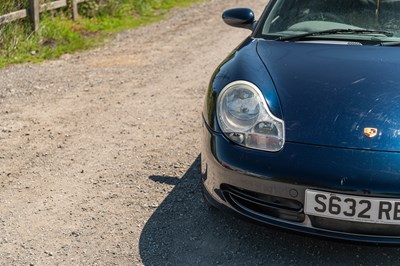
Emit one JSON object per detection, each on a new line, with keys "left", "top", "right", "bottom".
{"left": 0, "top": 0, "right": 204, "bottom": 68}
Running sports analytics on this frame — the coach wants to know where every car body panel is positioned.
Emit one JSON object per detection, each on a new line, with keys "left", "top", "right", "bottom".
{"left": 257, "top": 40, "right": 400, "bottom": 152}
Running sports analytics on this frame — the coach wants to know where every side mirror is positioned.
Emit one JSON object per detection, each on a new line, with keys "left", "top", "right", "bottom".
{"left": 222, "top": 8, "right": 255, "bottom": 30}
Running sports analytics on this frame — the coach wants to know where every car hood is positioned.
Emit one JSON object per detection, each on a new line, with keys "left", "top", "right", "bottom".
{"left": 257, "top": 40, "right": 400, "bottom": 152}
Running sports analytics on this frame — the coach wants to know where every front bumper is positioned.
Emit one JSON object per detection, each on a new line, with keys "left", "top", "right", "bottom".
{"left": 201, "top": 118, "right": 400, "bottom": 244}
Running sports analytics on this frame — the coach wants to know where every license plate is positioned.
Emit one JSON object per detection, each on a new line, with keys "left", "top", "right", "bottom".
{"left": 305, "top": 189, "right": 400, "bottom": 225}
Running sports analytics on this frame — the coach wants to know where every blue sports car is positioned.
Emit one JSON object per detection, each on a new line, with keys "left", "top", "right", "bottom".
{"left": 201, "top": 0, "right": 400, "bottom": 243}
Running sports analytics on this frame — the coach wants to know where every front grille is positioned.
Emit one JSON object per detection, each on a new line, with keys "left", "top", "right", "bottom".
{"left": 221, "top": 184, "right": 305, "bottom": 223}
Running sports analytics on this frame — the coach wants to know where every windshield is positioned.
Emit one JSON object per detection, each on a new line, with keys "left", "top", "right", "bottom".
{"left": 259, "top": 0, "right": 400, "bottom": 42}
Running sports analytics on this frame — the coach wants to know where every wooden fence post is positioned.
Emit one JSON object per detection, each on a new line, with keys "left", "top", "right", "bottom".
{"left": 28, "top": 0, "right": 40, "bottom": 32}
{"left": 71, "top": 0, "right": 78, "bottom": 20}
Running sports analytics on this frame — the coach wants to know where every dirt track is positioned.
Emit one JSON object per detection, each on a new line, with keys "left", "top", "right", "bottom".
{"left": 1, "top": 0, "right": 400, "bottom": 265}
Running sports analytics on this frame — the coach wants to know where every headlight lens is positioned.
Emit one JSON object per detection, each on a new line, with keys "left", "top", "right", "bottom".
{"left": 217, "top": 81, "right": 285, "bottom": 152}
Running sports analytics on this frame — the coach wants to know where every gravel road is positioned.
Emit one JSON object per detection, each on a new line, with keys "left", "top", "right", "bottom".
{"left": 1, "top": 0, "right": 400, "bottom": 265}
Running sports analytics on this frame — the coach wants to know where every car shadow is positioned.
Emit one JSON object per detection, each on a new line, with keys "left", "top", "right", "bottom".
{"left": 139, "top": 155, "right": 400, "bottom": 265}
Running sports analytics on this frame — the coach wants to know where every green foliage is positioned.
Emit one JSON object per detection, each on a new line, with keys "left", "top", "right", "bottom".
{"left": 79, "top": 0, "right": 101, "bottom": 18}
{"left": 0, "top": 16, "right": 98, "bottom": 67}
{"left": 0, "top": 0, "right": 28, "bottom": 14}
{"left": 0, "top": 0, "right": 202, "bottom": 68}
{"left": 79, "top": 0, "right": 165, "bottom": 17}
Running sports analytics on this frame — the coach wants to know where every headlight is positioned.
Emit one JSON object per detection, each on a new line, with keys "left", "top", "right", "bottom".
{"left": 217, "top": 81, "right": 285, "bottom": 152}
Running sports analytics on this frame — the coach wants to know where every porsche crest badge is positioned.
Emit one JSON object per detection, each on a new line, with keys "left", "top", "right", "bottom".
{"left": 364, "top": 128, "right": 378, "bottom": 138}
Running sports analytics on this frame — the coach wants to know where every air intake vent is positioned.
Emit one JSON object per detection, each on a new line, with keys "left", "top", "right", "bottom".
{"left": 221, "top": 184, "right": 305, "bottom": 223}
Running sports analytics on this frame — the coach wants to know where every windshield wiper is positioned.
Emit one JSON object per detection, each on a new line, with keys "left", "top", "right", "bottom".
{"left": 276, "top": 29, "right": 394, "bottom": 42}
